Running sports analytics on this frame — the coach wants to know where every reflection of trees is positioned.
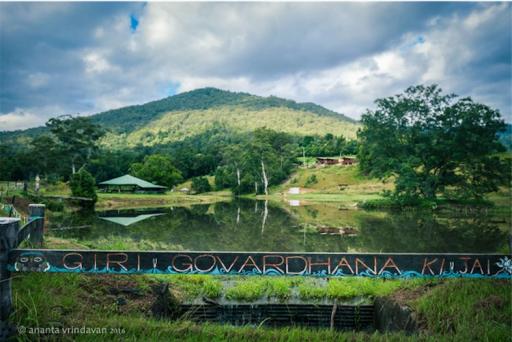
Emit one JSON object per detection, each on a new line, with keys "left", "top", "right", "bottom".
{"left": 50, "top": 204, "right": 507, "bottom": 253}
{"left": 51, "top": 200, "right": 351, "bottom": 252}
{"left": 354, "top": 211, "right": 507, "bottom": 253}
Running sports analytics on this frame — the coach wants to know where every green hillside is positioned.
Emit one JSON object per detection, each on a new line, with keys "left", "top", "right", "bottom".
{"left": 113, "top": 105, "right": 359, "bottom": 147}
{"left": 96, "top": 88, "right": 359, "bottom": 147}
{"left": 0, "top": 88, "right": 359, "bottom": 147}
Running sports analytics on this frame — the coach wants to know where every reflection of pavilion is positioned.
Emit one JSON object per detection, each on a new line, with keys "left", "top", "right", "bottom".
{"left": 98, "top": 211, "right": 166, "bottom": 227}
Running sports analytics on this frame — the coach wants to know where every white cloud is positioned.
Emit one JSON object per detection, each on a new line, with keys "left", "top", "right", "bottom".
{"left": 83, "top": 52, "right": 114, "bottom": 74}
{"left": 0, "top": 109, "right": 47, "bottom": 130}
{"left": 0, "top": 2, "right": 510, "bottom": 131}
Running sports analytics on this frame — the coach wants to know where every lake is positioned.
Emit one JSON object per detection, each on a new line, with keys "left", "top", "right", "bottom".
{"left": 47, "top": 200, "right": 510, "bottom": 253}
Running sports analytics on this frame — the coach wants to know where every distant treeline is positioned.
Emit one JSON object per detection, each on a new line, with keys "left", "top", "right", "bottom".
{"left": 0, "top": 122, "right": 357, "bottom": 195}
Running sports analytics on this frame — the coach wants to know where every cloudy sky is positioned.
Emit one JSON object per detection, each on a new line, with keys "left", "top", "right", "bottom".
{"left": 0, "top": 2, "right": 510, "bottom": 131}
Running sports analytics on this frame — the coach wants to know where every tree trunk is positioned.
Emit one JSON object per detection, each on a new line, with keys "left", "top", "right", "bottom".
{"left": 71, "top": 155, "right": 78, "bottom": 174}
{"left": 261, "top": 160, "right": 268, "bottom": 196}
{"left": 261, "top": 200, "right": 268, "bottom": 233}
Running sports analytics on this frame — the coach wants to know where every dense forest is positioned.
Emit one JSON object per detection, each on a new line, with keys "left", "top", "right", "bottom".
{"left": 0, "top": 118, "right": 357, "bottom": 195}
{"left": 0, "top": 85, "right": 510, "bottom": 199}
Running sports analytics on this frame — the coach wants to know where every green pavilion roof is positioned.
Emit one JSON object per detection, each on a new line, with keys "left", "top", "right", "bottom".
{"left": 99, "top": 174, "right": 166, "bottom": 189}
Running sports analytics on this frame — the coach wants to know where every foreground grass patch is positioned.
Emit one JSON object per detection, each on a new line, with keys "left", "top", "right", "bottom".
{"left": 413, "top": 279, "right": 511, "bottom": 341}
{"left": 298, "top": 278, "right": 430, "bottom": 300}
{"left": 10, "top": 272, "right": 511, "bottom": 341}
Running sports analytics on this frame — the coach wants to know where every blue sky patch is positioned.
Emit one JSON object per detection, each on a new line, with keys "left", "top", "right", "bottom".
{"left": 166, "top": 82, "right": 180, "bottom": 96}
{"left": 130, "top": 14, "right": 139, "bottom": 32}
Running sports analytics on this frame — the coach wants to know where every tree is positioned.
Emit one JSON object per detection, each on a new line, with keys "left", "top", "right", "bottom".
{"left": 88, "top": 149, "right": 143, "bottom": 182}
{"left": 358, "top": 85, "right": 508, "bottom": 203}
{"left": 191, "top": 176, "right": 212, "bottom": 194}
{"left": 130, "top": 154, "right": 183, "bottom": 188}
{"left": 214, "top": 129, "right": 297, "bottom": 195}
{"left": 30, "top": 135, "right": 61, "bottom": 178}
{"left": 46, "top": 115, "right": 105, "bottom": 174}
{"left": 69, "top": 167, "right": 97, "bottom": 206}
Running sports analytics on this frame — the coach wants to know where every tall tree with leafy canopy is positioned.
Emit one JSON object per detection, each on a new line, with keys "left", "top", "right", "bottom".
{"left": 69, "top": 167, "right": 97, "bottom": 206}
{"left": 46, "top": 115, "right": 105, "bottom": 174}
{"left": 358, "top": 85, "right": 508, "bottom": 203}
{"left": 130, "top": 154, "right": 183, "bottom": 188}
{"left": 215, "top": 128, "right": 297, "bottom": 195}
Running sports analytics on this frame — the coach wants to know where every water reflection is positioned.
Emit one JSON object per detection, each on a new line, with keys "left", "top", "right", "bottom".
{"left": 48, "top": 200, "right": 509, "bottom": 253}
{"left": 354, "top": 211, "right": 508, "bottom": 253}
{"left": 99, "top": 209, "right": 166, "bottom": 226}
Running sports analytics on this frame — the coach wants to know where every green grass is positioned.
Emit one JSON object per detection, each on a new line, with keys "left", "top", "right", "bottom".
{"left": 413, "top": 279, "right": 511, "bottom": 341}
{"left": 96, "top": 190, "right": 231, "bottom": 210}
{"left": 11, "top": 272, "right": 511, "bottom": 341}
{"left": 298, "top": 278, "right": 431, "bottom": 301}
{"left": 277, "top": 165, "right": 389, "bottom": 193}
{"left": 262, "top": 165, "right": 390, "bottom": 207}
{"left": 70, "top": 317, "right": 403, "bottom": 342}
{"left": 225, "top": 277, "right": 301, "bottom": 301}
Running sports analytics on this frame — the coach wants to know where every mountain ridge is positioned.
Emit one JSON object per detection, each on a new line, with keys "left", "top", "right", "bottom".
{"left": 91, "top": 87, "right": 356, "bottom": 133}
{"left": 0, "top": 87, "right": 359, "bottom": 146}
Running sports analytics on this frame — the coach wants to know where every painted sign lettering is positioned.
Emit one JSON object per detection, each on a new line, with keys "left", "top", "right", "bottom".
{"left": 7, "top": 250, "right": 512, "bottom": 279}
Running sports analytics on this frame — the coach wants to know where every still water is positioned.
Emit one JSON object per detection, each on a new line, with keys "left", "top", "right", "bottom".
{"left": 48, "top": 200, "right": 510, "bottom": 253}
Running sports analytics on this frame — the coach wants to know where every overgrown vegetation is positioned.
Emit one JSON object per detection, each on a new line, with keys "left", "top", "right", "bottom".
{"left": 358, "top": 85, "right": 510, "bottom": 205}
{"left": 68, "top": 168, "right": 97, "bottom": 209}
{"left": 129, "top": 154, "right": 183, "bottom": 188}
{"left": 191, "top": 176, "right": 212, "bottom": 194}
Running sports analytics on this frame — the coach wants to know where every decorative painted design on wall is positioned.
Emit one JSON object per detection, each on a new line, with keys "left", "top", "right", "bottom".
{"left": 13, "top": 252, "right": 50, "bottom": 272}
{"left": 8, "top": 250, "right": 512, "bottom": 279}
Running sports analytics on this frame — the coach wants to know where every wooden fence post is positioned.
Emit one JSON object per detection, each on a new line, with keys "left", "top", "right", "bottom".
{"left": 28, "top": 204, "right": 45, "bottom": 247}
{"left": 0, "top": 218, "right": 20, "bottom": 340}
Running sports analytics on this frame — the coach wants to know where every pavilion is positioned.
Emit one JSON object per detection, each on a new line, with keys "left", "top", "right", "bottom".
{"left": 98, "top": 174, "right": 167, "bottom": 194}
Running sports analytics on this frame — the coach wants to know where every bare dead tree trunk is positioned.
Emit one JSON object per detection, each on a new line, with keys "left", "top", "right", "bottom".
{"left": 71, "top": 154, "right": 78, "bottom": 174}
{"left": 261, "top": 200, "right": 268, "bottom": 233}
{"left": 236, "top": 167, "right": 241, "bottom": 187}
{"left": 236, "top": 206, "right": 240, "bottom": 224}
{"left": 261, "top": 160, "right": 268, "bottom": 196}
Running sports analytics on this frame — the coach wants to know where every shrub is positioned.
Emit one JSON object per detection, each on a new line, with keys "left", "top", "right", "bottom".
{"left": 130, "top": 154, "right": 183, "bottom": 188}
{"left": 69, "top": 168, "right": 97, "bottom": 206}
{"left": 191, "top": 177, "right": 212, "bottom": 194}
{"left": 45, "top": 200, "right": 64, "bottom": 212}
{"left": 304, "top": 174, "right": 318, "bottom": 187}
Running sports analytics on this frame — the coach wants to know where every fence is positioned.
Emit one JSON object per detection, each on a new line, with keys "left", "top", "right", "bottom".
{"left": 1, "top": 204, "right": 511, "bottom": 338}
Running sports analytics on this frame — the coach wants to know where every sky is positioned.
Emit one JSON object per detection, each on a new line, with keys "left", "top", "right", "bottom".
{"left": 0, "top": 2, "right": 510, "bottom": 131}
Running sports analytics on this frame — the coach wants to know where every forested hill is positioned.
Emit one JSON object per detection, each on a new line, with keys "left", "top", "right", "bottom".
{"left": 0, "top": 88, "right": 359, "bottom": 147}
{"left": 92, "top": 87, "right": 356, "bottom": 133}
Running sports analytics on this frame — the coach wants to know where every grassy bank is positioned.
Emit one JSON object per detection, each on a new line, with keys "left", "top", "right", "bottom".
{"left": 0, "top": 180, "right": 232, "bottom": 211}
{"left": 96, "top": 191, "right": 231, "bottom": 210}
{"left": 11, "top": 271, "right": 510, "bottom": 341}
{"left": 253, "top": 165, "right": 389, "bottom": 206}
